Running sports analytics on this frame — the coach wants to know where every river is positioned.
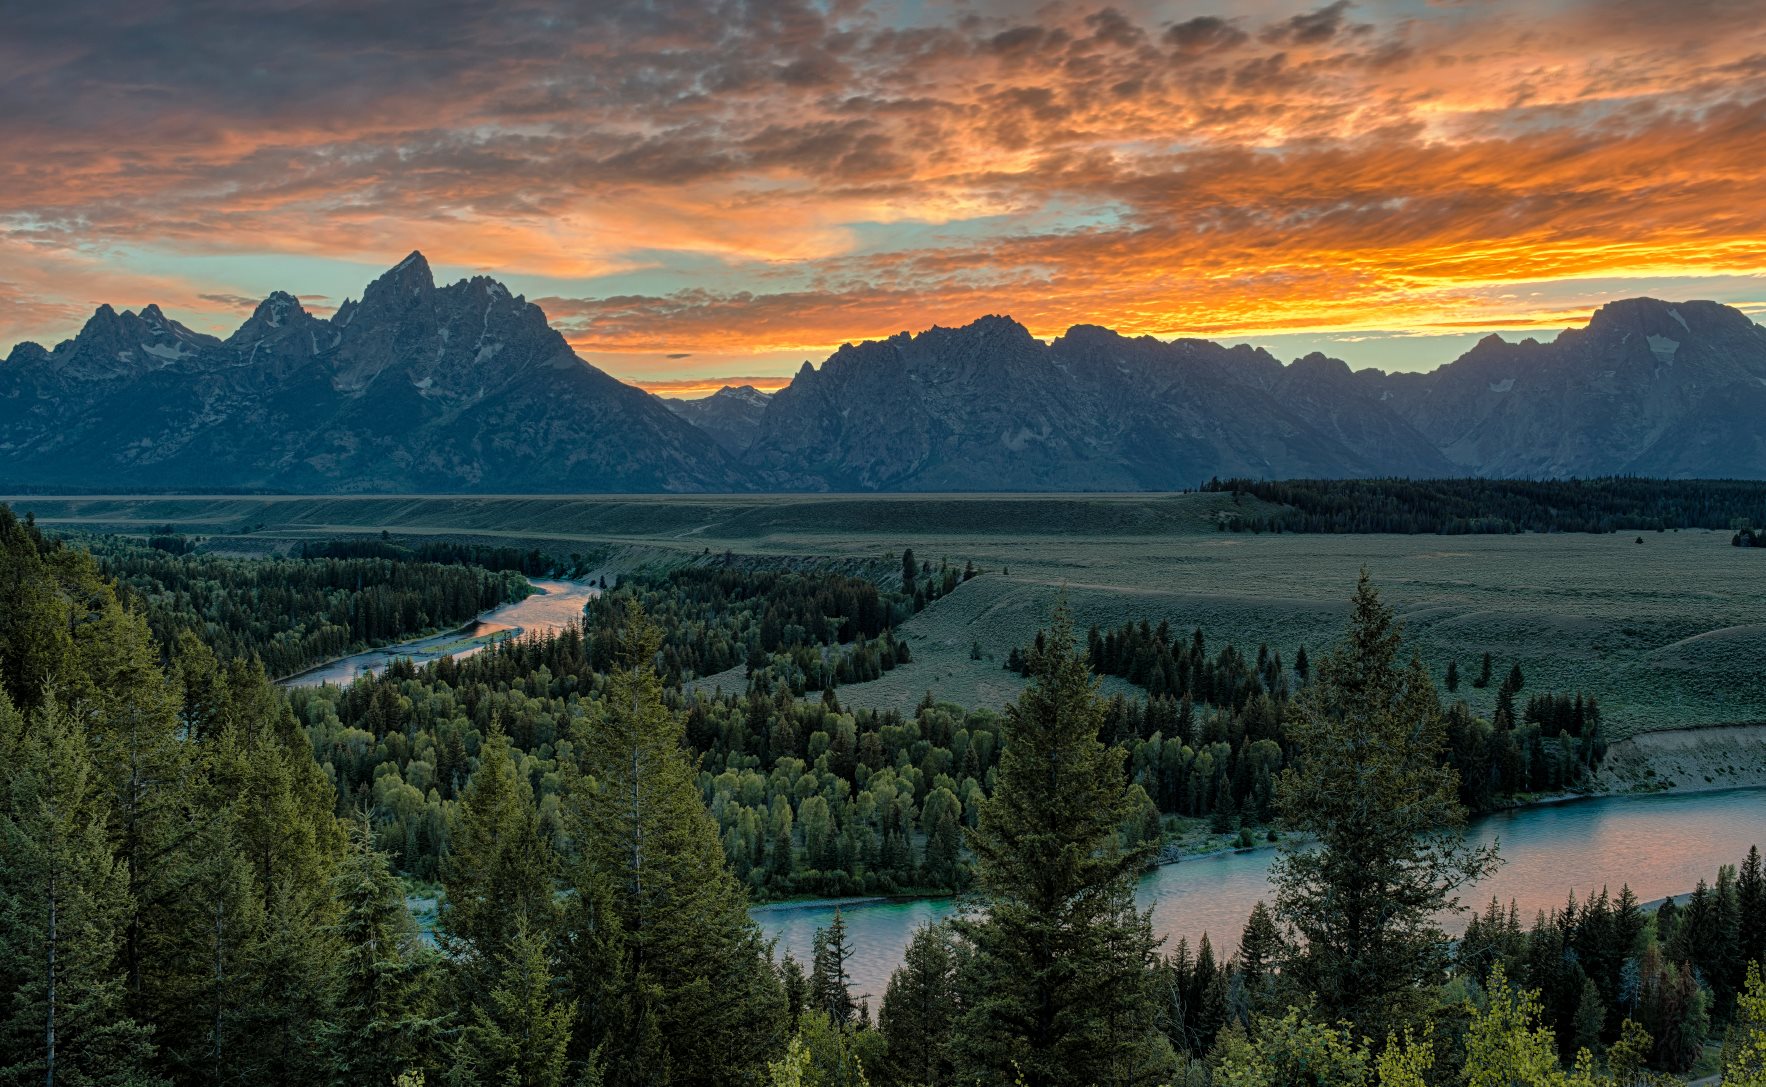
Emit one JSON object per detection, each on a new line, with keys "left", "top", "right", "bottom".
{"left": 280, "top": 577, "right": 599, "bottom": 687}
{"left": 753, "top": 787, "right": 1766, "bottom": 1005}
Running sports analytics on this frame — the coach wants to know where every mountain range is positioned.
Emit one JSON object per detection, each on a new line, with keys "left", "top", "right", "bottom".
{"left": 5, "top": 252, "right": 1765, "bottom": 492}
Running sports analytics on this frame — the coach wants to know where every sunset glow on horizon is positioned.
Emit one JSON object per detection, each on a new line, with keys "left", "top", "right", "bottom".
{"left": 4, "top": 0, "right": 1765, "bottom": 396}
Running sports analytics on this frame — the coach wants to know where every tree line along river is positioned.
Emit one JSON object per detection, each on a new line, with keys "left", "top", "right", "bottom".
{"left": 274, "top": 578, "right": 1766, "bottom": 1010}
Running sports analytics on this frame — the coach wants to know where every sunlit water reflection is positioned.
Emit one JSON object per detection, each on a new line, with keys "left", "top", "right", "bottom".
{"left": 754, "top": 787, "right": 1766, "bottom": 1005}
{"left": 280, "top": 578, "right": 597, "bottom": 687}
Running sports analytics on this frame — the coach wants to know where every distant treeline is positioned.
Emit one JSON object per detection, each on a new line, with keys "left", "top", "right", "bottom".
{"left": 298, "top": 535, "right": 560, "bottom": 575}
{"left": 87, "top": 535, "right": 531, "bottom": 678}
{"left": 1202, "top": 477, "right": 1766, "bottom": 534}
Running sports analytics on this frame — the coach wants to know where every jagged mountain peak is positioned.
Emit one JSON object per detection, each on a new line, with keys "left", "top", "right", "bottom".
{"left": 931, "top": 313, "right": 1034, "bottom": 343}
{"left": 666, "top": 383, "right": 774, "bottom": 455}
{"left": 860, "top": 314, "right": 1039, "bottom": 359}
{"left": 392, "top": 249, "right": 431, "bottom": 276}
{"left": 0, "top": 250, "right": 747, "bottom": 492}
{"left": 710, "top": 384, "right": 770, "bottom": 404}
{"left": 1287, "top": 351, "right": 1354, "bottom": 380}
{"left": 457, "top": 274, "right": 521, "bottom": 302}
{"left": 8, "top": 285, "right": 1766, "bottom": 490}
{"left": 59, "top": 301, "right": 217, "bottom": 378}
{"left": 227, "top": 291, "right": 312, "bottom": 346}
{"left": 4, "top": 341, "right": 49, "bottom": 367}
{"left": 363, "top": 250, "right": 436, "bottom": 301}
{"left": 1581, "top": 296, "right": 1763, "bottom": 344}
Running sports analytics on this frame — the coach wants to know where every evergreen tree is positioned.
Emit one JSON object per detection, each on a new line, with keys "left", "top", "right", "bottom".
{"left": 1232, "top": 901, "right": 1285, "bottom": 1026}
{"left": 566, "top": 601, "right": 786, "bottom": 1087}
{"left": 1636, "top": 947, "right": 1709, "bottom": 1072}
{"left": 919, "top": 788, "right": 963, "bottom": 889}
{"left": 176, "top": 643, "right": 343, "bottom": 1084}
{"left": 442, "top": 726, "right": 556, "bottom": 963}
{"left": 1740, "top": 846, "right": 1766, "bottom": 969}
{"left": 780, "top": 953, "right": 810, "bottom": 1032}
{"left": 810, "top": 910, "right": 857, "bottom": 1027}
{"left": 324, "top": 817, "right": 439, "bottom": 1086}
{"left": 880, "top": 923, "right": 960, "bottom": 1087}
{"left": 236, "top": 879, "right": 334, "bottom": 1085}
{"left": 1445, "top": 660, "right": 1459, "bottom": 693}
{"left": 153, "top": 803, "right": 263, "bottom": 1083}
{"left": 79, "top": 600, "right": 194, "bottom": 1047}
{"left": 0, "top": 698, "right": 162, "bottom": 1087}
{"left": 1271, "top": 573, "right": 1499, "bottom": 1042}
{"left": 451, "top": 920, "right": 575, "bottom": 1087}
{"left": 953, "top": 602, "right": 1174, "bottom": 1086}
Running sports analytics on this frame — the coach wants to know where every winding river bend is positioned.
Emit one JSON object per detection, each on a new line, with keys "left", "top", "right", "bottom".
{"left": 754, "top": 787, "right": 1766, "bottom": 1005}
{"left": 282, "top": 600, "right": 1764, "bottom": 1011}
{"left": 281, "top": 578, "right": 598, "bottom": 687}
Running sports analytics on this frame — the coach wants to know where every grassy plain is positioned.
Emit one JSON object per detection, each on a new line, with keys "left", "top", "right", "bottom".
{"left": 10, "top": 492, "right": 1762, "bottom": 736}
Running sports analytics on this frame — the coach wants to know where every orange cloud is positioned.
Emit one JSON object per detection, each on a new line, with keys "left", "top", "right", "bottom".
{"left": 0, "top": 0, "right": 1763, "bottom": 381}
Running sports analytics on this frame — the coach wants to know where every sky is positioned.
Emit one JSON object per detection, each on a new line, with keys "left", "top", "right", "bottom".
{"left": 3, "top": 0, "right": 1765, "bottom": 398}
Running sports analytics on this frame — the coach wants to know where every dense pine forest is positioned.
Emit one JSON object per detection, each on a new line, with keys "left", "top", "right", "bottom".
{"left": 82, "top": 530, "right": 533, "bottom": 678}
{"left": 1, "top": 506, "right": 1763, "bottom": 1087}
{"left": 296, "top": 536, "right": 561, "bottom": 576}
{"left": 579, "top": 563, "right": 918, "bottom": 689}
{"left": 1203, "top": 477, "right": 1766, "bottom": 535}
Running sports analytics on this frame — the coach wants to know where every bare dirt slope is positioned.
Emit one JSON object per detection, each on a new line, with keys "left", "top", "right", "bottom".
{"left": 1598, "top": 724, "right": 1766, "bottom": 794}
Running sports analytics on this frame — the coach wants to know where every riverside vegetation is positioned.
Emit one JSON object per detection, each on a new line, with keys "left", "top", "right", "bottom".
{"left": 0, "top": 505, "right": 1762, "bottom": 1087}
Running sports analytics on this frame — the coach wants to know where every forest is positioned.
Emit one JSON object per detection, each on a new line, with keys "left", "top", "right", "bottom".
{"left": 0, "top": 505, "right": 1762, "bottom": 1087}
{"left": 81, "top": 529, "right": 532, "bottom": 679}
{"left": 1202, "top": 477, "right": 1766, "bottom": 535}
{"left": 296, "top": 536, "right": 563, "bottom": 577}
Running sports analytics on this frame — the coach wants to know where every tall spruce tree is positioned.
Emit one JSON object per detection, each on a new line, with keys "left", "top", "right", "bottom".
{"left": 152, "top": 801, "right": 263, "bottom": 1083}
{"left": 1271, "top": 572, "right": 1499, "bottom": 1042}
{"left": 324, "top": 817, "right": 439, "bottom": 1086}
{"left": 0, "top": 697, "right": 162, "bottom": 1087}
{"left": 235, "top": 879, "right": 334, "bottom": 1084}
{"left": 565, "top": 601, "right": 785, "bottom": 1087}
{"left": 810, "top": 910, "right": 857, "bottom": 1028}
{"left": 1232, "top": 900, "right": 1285, "bottom": 1027}
{"left": 1739, "top": 846, "right": 1765, "bottom": 968}
{"left": 442, "top": 725, "right": 556, "bottom": 963}
{"left": 451, "top": 920, "right": 575, "bottom": 1087}
{"left": 880, "top": 922, "right": 960, "bottom": 1087}
{"left": 168, "top": 624, "right": 343, "bottom": 1083}
{"left": 953, "top": 602, "right": 1174, "bottom": 1086}
{"left": 452, "top": 917, "right": 575, "bottom": 1087}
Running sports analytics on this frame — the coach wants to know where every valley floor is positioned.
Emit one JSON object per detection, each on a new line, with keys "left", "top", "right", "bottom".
{"left": 11, "top": 492, "right": 1764, "bottom": 737}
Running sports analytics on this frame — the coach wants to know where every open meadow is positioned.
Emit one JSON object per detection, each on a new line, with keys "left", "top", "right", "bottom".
{"left": 11, "top": 491, "right": 1762, "bottom": 737}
